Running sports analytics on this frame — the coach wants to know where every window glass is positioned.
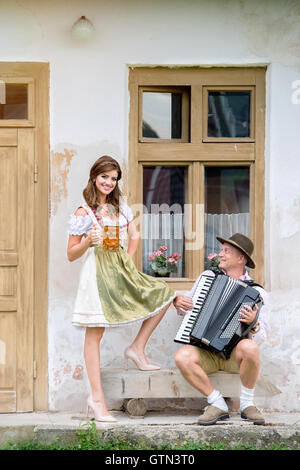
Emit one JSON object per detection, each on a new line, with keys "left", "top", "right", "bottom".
{"left": 207, "top": 91, "right": 250, "bottom": 138}
{"left": 142, "top": 92, "right": 182, "bottom": 139}
{"left": 204, "top": 166, "right": 250, "bottom": 269}
{"left": 0, "top": 83, "right": 28, "bottom": 119}
{"left": 143, "top": 166, "right": 186, "bottom": 277}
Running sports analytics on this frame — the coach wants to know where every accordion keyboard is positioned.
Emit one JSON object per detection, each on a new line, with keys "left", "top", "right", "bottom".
{"left": 174, "top": 272, "right": 215, "bottom": 344}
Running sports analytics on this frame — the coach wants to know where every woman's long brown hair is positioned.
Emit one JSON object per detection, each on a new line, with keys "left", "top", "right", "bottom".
{"left": 83, "top": 155, "right": 122, "bottom": 214}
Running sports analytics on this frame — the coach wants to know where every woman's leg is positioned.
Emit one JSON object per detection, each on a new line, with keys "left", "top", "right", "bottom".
{"left": 84, "top": 327, "right": 110, "bottom": 416}
{"left": 128, "top": 303, "right": 170, "bottom": 363}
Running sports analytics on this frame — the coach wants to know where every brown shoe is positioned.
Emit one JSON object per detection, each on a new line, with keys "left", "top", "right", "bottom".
{"left": 241, "top": 406, "right": 265, "bottom": 425}
{"left": 197, "top": 405, "right": 229, "bottom": 426}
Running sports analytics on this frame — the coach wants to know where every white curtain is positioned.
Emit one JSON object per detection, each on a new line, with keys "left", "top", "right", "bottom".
{"left": 142, "top": 213, "right": 184, "bottom": 277}
{"left": 142, "top": 212, "right": 249, "bottom": 275}
{"left": 205, "top": 213, "right": 250, "bottom": 268}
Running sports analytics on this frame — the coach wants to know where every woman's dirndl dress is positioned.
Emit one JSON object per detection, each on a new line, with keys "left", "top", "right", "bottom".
{"left": 68, "top": 201, "right": 176, "bottom": 327}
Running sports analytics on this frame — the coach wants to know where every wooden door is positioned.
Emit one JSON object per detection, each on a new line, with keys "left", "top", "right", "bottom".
{"left": 0, "top": 128, "right": 34, "bottom": 412}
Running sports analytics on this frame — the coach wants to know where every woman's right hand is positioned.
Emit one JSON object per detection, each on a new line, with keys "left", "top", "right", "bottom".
{"left": 87, "top": 223, "right": 100, "bottom": 246}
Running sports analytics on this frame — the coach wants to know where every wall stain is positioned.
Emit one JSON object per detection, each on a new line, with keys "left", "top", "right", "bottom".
{"left": 72, "top": 364, "right": 84, "bottom": 381}
{"left": 63, "top": 363, "right": 72, "bottom": 375}
{"left": 238, "top": 0, "right": 300, "bottom": 70}
{"left": 51, "top": 148, "right": 76, "bottom": 216}
{"left": 53, "top": 369, "right": 61, "bottom": 387}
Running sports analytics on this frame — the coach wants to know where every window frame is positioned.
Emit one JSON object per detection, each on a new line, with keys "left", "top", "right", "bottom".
{"left": 0, "top": 77, "right": 35, "bottom": 127}
{"left": 138, "top": 86, "right": 190, "bottom": 143}
{"left": 202, "top": 85, "right": 255, "bottom": 143}
{"left": 129, "top": 67, "right": 266, "bottom": 289}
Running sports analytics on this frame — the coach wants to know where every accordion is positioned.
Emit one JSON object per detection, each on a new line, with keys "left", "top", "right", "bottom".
{"left": 174, "top": 272, "right": 264, "bottom": 359}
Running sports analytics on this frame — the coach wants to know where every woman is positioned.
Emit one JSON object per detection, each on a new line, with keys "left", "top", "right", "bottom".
{"left": 67, "top": 155, "right": 175, "bottom": 422}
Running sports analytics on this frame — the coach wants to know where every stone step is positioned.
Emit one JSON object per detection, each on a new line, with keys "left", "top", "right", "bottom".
{"left": 101, "top": 368, "right": 280, "bottom": 400}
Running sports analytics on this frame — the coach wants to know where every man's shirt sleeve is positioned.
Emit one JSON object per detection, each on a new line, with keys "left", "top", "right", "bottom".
{"left": 248, "top": 287, "right": 269, "bottom": 346}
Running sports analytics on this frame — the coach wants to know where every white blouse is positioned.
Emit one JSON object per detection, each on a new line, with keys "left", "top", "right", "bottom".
{"left": 67, "top": 203, "right": 134, "bottom": 248}
{"left": 68, "top": 215, "right": 93, "bottom": 235}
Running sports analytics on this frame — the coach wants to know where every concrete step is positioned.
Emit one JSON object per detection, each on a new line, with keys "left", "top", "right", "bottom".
{"left": 33, "top": 422, "right": 300, "bottom": 450}
{"left": 1, "top": 411, "right": 299, "bottom": 449}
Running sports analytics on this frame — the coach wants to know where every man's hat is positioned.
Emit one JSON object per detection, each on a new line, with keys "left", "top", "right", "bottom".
{"left": 216, "top": 233, "right": 255, "bottom": 269}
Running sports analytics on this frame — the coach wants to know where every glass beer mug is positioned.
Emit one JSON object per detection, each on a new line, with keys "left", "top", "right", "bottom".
{"left": 103, "top": 225, "right": 119, "bottom": 251}
{"left": 87, "top": 226, "right": 101, "bottom": 247}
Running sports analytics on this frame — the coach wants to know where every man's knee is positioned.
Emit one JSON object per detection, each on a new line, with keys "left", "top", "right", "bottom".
{"left": 174, "top": 345, "right": 199, "bottom": 370}
{"left": 236, "top": 339, "right": 259, "bottom": 362}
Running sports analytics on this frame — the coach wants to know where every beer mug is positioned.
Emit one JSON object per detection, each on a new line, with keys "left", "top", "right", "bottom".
{"left": 103, "top": 225, "right": 119, "bottom": 251}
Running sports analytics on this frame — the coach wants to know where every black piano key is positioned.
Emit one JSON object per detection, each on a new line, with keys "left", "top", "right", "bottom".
{"left": 174, "top": 273, "right": 216, "bottom": 343}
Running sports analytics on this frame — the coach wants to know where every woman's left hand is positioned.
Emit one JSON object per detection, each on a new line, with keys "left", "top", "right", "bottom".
{"left": 239, "top": 303, "right": 259, "bottom": 325}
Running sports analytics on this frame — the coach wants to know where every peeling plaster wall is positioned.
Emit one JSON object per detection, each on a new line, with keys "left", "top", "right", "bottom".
{"left": 1, "top": 0, "right": 300, "bottom": 412}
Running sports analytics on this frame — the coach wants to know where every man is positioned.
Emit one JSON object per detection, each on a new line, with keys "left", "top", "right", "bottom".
{"left": 174, "top": 233, "right": 269, "bottom": 425}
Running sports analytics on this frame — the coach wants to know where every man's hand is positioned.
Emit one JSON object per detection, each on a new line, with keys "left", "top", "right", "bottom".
{"left": 173, "top": 295, "right": 194, "bottom": 316}
{"left": 239, "top": 304, "right": 259, "bottom": 326}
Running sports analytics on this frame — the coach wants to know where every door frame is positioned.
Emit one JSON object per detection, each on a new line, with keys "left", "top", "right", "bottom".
{"left": 0, "top": 62, "right": 49, "bottom": 411}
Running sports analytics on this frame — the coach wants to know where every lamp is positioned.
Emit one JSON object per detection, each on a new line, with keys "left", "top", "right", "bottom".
{"left": 71, "top": 16, "right": 95, "bottom": 41}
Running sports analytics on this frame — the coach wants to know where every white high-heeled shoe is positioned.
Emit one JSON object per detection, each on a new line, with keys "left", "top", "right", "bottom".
{"left": 86, "top": 395, "right": 118, "bottom": 422}
{"left": 124, "top": 347, "right": 160, "bottom": 371}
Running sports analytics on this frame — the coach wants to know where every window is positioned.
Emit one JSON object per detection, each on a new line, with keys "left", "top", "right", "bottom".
{"left": 129, "top": 67, "right": 265, "bottom": 288}
{"left": 0, "top": 78, "right": 34, "bottom": 127}
{"left": 139, "top": 87, "right": 190, "bottom": 142}
{"left": 142, "top": 165, "right": 187, "bottom": 277}
{"left": 204, "top": 166, "right": 250, "bottom": 269}
{"left": 203, "top": 86, "right": 255, "bottom": 142}
{"left": 207, "top": 91, "right": 251, "bottom": 138}
{"left": 142, "top": 92, "right": 181, "bottom": 139}
{"left": 0, "top": 84, "right": 28, "bottom": 119}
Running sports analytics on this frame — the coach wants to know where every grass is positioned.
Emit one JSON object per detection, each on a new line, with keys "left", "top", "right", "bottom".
{"left": 0, "top": 421, "right": 296, "bottom": 451}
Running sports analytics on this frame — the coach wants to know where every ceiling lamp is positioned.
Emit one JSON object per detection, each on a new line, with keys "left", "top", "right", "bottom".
{"left": 71, "top": 16, "right": 95, "bottom": 41}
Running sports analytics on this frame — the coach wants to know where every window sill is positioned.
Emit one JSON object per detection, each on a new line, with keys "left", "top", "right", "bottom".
{"left": 163, "top": 278, "right": 195, "bottom": 292}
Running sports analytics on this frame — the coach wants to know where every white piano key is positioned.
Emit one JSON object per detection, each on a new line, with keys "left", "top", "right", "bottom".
{"left": 174, "top": 273, "right": 216, "bottom": 343}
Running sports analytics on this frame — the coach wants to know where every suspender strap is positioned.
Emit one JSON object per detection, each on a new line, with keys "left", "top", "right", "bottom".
{"left": 212, "top": 268, "right": 264, "bottom": 289}
{"left": 242, "top": 280, "right": 264, "bottom": 289}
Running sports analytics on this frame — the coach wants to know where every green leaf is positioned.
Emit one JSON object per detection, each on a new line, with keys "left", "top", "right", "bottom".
{"left": 150, "top": 261, "right": 158, "bottom": 272}
{"left": 156, "top": 266, "right": 168, "bottom": 276}
{"left": 168, "top": 263, "right": 178, "bottom": 273}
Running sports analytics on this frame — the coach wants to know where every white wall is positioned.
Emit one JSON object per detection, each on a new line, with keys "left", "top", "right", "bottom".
{"left": 1, "top": 0, "right": 300, "bottom": 411}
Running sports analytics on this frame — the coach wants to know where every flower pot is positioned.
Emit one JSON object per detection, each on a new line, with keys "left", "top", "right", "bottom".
{"left": 154, "top": 272, "right": 170, "bottom": 278}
